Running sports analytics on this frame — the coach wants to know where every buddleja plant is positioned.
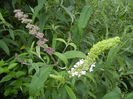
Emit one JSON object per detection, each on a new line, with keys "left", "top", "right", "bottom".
{"left": 13, "top": 9, "right": 121, "bottom": 98}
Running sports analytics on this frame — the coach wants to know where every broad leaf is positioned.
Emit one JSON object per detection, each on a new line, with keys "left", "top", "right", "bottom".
{"left": 102, "top": 87, "right": 121, "bottom": 99}
{"left": 125, "top": 92, "right": 133, "bottom": 99}
{"left": 78, "top": 6, "right": 93, "bottom": 29}
{"left": 29, "top": 66, "right": 52, "bottom": 97}
{"left": 0, "top": 75, "right": 12, "bottom": 83}
{"left": 0, "top": 40, "right": 10, "bottom": 55}
{"left": 8, "top": 29, "right": 15, "bottom": 40}
{"left": 65, "top": 85, "right": 77, "bottom": 99}
{"left": 53, "top": 52, "right": 68, "bottom": 66}
{"left": 64, "top": 51, "right": 86, "bottom": 59}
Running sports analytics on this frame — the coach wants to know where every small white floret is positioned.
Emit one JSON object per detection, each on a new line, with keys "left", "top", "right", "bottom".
{"left": 71, "top": 68, "right": 74, "bottom": 71}
{"left": 91, "top": 64, "right": 95, "bottom": 67}
{"left": 68, "top": 71, "right": 70, "bottom": 73}
{"left": 74, "top": 72, "right": 78, "bottom": 76}
{"left": 79, "top": 60, "right": 84, "bottom": 64}
{"left": 81, "top": 71, "right": 86, "bottom": 75}
{"left": 89, "top": 67, "right": 93, "bottom": 72}
{"left": 78, "top": 74, "right": 81, "bottom": 77}
{"left": 72, "top": 73, "right": 75, "bottom": 76}
{"left": 76, "top": 62, "right": 80, "bottom": 66}
{"left": 74, "top": 65, "right": 77, "bottom": 68}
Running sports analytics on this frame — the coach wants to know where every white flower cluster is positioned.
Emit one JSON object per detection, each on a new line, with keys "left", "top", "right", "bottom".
{"left": 68, "top": 59, "right": 96, "bottom": 77}
{"left": 68, "top": 59, "right": 86, "bottom": 77}
{"left": 89, "top": 63, "right": 95, "bottom": 72}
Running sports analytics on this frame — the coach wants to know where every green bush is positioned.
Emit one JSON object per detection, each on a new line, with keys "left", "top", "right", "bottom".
{"left": 0, "top": 0, "right": 133, "bottom": 99}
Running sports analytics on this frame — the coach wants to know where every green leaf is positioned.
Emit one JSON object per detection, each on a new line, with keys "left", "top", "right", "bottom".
{"left": 58, "top": 87, "right": 67, "bottom": 99}
{"left": 0, "top": 67, "right": 9, "bottom": 74}
{"left": 78, "top": 6, "right": 93, "bottom": 29}
{"left": 29, "top": 66, "right": 52, "bottom": 97}
{"left": 125, "top": 92, "right": 133, "bottom": 99}
{"left": 38, "top": 11, "right": 48, "bottom": 32}
{"left": 0, "top": 40, "right": 10, "bottom": 55}
{"left": 0, "top": 12, "right": 12, "bottom": 28}
{"left": 53, "top": 52, "right": 68, "bottom": 66}
{"left": 3, "top": 38, "right": 18, "bottom": 46}
{"left": 12, "top": 0, "right": 17, "bottom": 8}
{"left": 28, "top": 96, "right": 34, "bottom": 99}
{"left": 8, "top": 29, "right": 15, "bottom": 40}
{"left": 60, "top": 5, "right": 74, "bottom": 23}
{"left": 30, "top": 42, "right": 35, "bottom": 52}
{"left": 128, "top": 0, "right": 133, "bottom": 5}
{"left": 68, "top": 43, "right": 77, "bottom": 50}
{"left": 36, "top": 46, "right": 41, "bottom": 56}
{"left": 86, "top": 72, "right": 96, "bottom": 83}
{"left": 64, "top": 51, "right": 86, "bottom": 59}
{"left": 0, "top": 12, "right": 7, "bottom": 25}
{"left": 71, "top": 24, "right": 83, "bottom": 45}
{"left": 0, "top": 60, "right": 6, "bottom": 67}
{"left": 4, "top": 88, "right": 18, "bottom": 96}
{"left": 52, "top": 89, "right": 60, "bottom": 99}
{"left": 15, "top": 71, "right": 26, "bottom": 78}
{"left": 52, "top": 33, "right": 57, "bottom": 49}
{"left": 125, "top": 56, "right": 133, "bottom": 68}
{"left": 32, "top": 0, "right": 46, "bottom": 22}
{"left": 34, "top": 48, "right": 45, "bottom": 62}
{"left": 29, "top": 62, "right": 46, "bottom": 74}
{"left": 102, "top": 87, "right": 121, "bottom": 99}
{"left": 56, "top": 38, "right": 67, "bottom": 45}
{"left": 65, "top": 85, "right": 77, "bottom": 99}
{"left": 8, "top": 63, "right": 18, "bottom": 70}
{"left": 0, "top": 75, "right": 12, "bottom": 83}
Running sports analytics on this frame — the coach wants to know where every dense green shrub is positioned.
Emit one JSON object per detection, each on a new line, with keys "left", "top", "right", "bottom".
{"left": 0, "top": 0, "right": 133, "bottom": 99}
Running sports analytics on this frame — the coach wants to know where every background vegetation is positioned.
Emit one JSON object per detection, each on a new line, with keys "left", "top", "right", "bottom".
{"left": 0, "top": 0, "right": 133, "bottom": 99}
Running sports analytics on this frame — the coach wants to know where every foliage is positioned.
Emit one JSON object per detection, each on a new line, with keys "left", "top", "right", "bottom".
{"left": 0, "top": 0, "right": 133, "bottom": 99}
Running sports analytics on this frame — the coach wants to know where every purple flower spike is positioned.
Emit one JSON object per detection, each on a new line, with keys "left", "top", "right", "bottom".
{"left": 36, "top": 38, "right": 48, "bottom": 47}
{"left": 36, "top": 32, "right": 44, "bottom": 39}
{"left": 14, "top": 9, "right": 52, "bottom": 53}
{"left": 40, "top": 38, "right": 49, "bottom": 43}
{"left": 14, "top": 9, "right": 21, "bottom": 13}
{"left": 37, "top": 40, "right": 44, "bottom": 47}
{"left": 44, "top": 47, "right": 55, "bottom": 55}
